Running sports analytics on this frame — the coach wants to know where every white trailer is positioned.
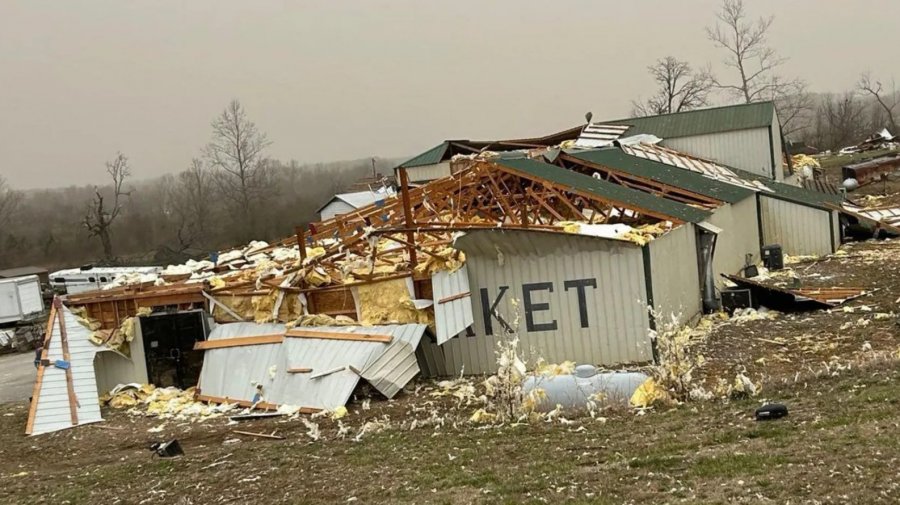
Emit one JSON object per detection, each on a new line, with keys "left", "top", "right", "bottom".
{"left": 0, "top": 275, "right": 45, "bottom": 324}
{"left": 49, "top": 266, "right": 161, "bottom": 295}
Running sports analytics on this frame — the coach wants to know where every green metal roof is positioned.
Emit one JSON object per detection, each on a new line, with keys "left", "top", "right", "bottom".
{"left": 398, "top": 142, "right": 449, "bottom": 168}
{"left": 570, "top": 149, "right": 754, "bottom": 204}
{"left": 605, "top": 102, "right": 776, "bottom": 139}
{"left": 495, "top": 157, "right": 711, "bottom": 224}
{"left": 731, "top": 168, "right": 843, "bottom": 209}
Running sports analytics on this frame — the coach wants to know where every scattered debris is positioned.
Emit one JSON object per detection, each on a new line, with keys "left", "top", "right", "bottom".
{"left": 755, "top": 403, "right": 789, "bottom": 421}
{"left": 150, "top": 440, "right": 184, "bottom": 458}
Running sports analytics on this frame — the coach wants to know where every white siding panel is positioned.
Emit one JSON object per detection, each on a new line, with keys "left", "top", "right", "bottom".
{"left": 406, "top": 162, "right": 451, "bottom": 183}
{"left": 706, "top": 196, "right": 761, "bottom": 288}
{"left": 319, "top": 201, "right": 356, "bottom": 221}
{"left": 30, "top": 305, "right": 103, "bottom": 435}
{"left": 432, "top": 266, "right": 474, "bottom": 344}
{"left": 771, "top": 108, "right": 785, "bottom": 181}
{"left": 15, "top": 276, "right": 43, "bottom": 315}
{"left": 759, "top": 196, "right": 833, "bottom": 256}
{"left": 831, "top": 210, "right": 841, "bottom": 252}
{"left": 649, "top": 226, "right": 701, "bottom": 323}
{"left": 422, "top": 230, "right": 652, "bottom": 376}
{"left": 663, "top": 127, "right": 773, "bottom": 179}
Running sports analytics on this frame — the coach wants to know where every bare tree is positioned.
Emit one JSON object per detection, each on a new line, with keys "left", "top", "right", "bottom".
{"left": 631, "top": 56, "right": 714, "bottom": 116}
{"left": 858, "top": 72, "right": 899, "bottom": 133}
{"left": 83, "top": 152, "right": 131, "bottom": 260}
{"left": 706, "top": 0, "right": 803, "bottom": 102}
{"left": 164, "top": 158, "right": 215, "bottom": 253}
{"left": 204, "top": 100, "right": 271, "bottom": 239}
{"left": 813, "top": 92, "right": 867, "bottom": 151}
{"left": 774, "top": 80, "right": 814, "bottom": 138}
{"left": 0, "top": 175, "right": 21, "bottom": 231}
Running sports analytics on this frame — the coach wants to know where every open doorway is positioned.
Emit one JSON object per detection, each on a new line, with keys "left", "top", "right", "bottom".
{"left": 140, "top": 310, "right": 208, "bottom": 389}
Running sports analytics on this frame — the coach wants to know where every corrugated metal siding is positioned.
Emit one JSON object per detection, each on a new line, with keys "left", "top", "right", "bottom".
{"left": 664, "top": 127, "right": 773, "bottom": 179}
{"left": 771, "top": 108, "right": 785, "bottom": 181}
{"left": 759, "top": 196, "right": 833, "bottom": 256}
{"left": 706, "top": 196, "right": 761, "bottom": 288}
{"left": 94, "top": 320, "right": 149, "bottom": 395}
{"left": 422, "top": 230, "right": 652, "bottom": 376}
{"left": 15, "top": 276, "right": 43, "bottom": 315}
{"left": 649, "top": 225, "right": 701, "bottom": 323}
{"left": 360, "top": 340, "right": 419, "bottom": 399}
{"left": 406, "top": 161, "right": 451, "bottom": 183}
{"left": 319, "top": 200, "right": 356, "bottom": 220}
{"left": 831, "top": 210, "right": 841, "bottom": 252}
{"left": 30, "top": 305, "right": 103, "bottom": 435}
{"left": 432, "top": 266, "right": 474, "bottom": 344}
{"left": 197, "top": 323, "right": 426, "bottom": 409}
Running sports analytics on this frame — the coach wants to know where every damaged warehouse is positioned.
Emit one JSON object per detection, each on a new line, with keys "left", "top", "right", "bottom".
{"left": 24, "top": 102, "right": 868, "bottom": 435}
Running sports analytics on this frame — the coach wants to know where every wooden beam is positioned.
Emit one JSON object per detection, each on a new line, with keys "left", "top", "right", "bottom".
{"left": 285, "top": 329, "right": 392, "bottom": 344}
{"left": 287, "top": 367, "right": 313, "bottom": 374}
{"left": 55, "top": 299, "right": 79, "bottom": 426}
{"left": 233, "top": 430, "right": 285, "bottom": 440}
{"left": 438, "top": 291, "right": 471, "bottom": 304}
{"left": 193, "top": 334, "right": 285, "bottom": 350}
{"left": 398, "top": 167, "right": 418, "bottom": 267}
{"left": 196, "top": 394, "right": 321, "bottom": 414}
{"left": 25, "top": 302, "right": 58, "bottom": 435}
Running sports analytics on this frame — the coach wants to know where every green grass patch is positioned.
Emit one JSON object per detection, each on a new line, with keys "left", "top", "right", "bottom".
{"left": 690, "top": 453, "right": 789, "bottom": 478}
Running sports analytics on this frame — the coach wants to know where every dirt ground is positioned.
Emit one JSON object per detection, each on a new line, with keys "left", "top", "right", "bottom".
{"left": 1, "top": 242, "right": 900, "bottom": 504}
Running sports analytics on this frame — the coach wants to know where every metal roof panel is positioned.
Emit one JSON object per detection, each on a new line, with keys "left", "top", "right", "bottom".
{"left": 495, "top": 157, "right": 711, "bottom": 223}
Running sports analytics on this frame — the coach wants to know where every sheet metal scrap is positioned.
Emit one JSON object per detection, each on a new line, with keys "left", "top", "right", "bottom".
{"left": 837, "top": 202, "right": 900, "bottom": 235}
{"left": 722, "top": 274, "right": 868, "bottom": 311}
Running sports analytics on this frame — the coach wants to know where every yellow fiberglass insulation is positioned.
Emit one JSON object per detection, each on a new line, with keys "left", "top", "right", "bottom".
{"left": 357, "top": 278, "right": 434, "bottom": 328}
{"left": 413, "top": 248, "right": 465, "bottom": 277}
{"left": 287, "top": 313, "right": 358, "bottom": 328}
{"left": 213, "top": 295, "right": 254, "bottom": 323}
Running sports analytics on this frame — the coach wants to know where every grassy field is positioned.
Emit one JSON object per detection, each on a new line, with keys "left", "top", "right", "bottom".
{"left": 1, "top": 359, "right": 899, "bottom": 504}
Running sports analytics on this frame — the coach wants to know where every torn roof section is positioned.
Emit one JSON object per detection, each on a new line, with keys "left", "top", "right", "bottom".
{"left": 397, "top": 124, "right": 585, "bottom": 169}
{"left": 562, "top": 148, "right": 754, "bottom": 206}
{"left": 494, "top": 157, "right": 711, "bottom": 224}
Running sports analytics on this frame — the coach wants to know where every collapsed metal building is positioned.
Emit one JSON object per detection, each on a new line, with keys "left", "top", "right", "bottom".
{"left": 28, "top": 101, "right": 853, "bottom": 433}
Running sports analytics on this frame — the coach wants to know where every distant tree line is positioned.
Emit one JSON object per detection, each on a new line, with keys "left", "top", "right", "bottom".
{"left": 631, "top": 0, "right": 899, "bottom": 151}
{"left": 0, "top": 100, "right": 397, "bottom": 270}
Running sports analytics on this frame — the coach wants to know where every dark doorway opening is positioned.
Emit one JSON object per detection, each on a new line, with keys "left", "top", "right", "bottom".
{"left": 140, "top": 310, "right": 208, "bottom": 389}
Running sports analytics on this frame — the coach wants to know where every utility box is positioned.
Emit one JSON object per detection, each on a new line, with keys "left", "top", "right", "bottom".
{"left": 0, "top": 275, "right": 45, "bottom": 324}
{"left": 761, "top": 244, "right": 784, "bottom": 270}
{"left": 721, "top": 289, "right": 753, "bottom": 313}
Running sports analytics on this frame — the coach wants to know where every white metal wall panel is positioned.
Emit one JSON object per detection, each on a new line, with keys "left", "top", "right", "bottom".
{"left": 15, "top": 276, "right": 43, "bottom": 316}
{"left": 431, "top": 266, "right": 474, "bottom": 344}
{"left": 663, "top": 127, "right": 773, "bottom": 180}
{"left": 648, "top": 225, "right": 701, "bottom": 323}
{"left": 197, "top": 323, "right": 426, "bottom": 409}
{"left": 198, "top": 322, "right": 286, "bottom": 404}
{"left": 406, "top": 161, "right": 451, "bottom": 183}
{"left": 93, "top": 320, "right": 149, "bottom": 395}
{"left": 319, "top": 200, "right": 356, "bottom": 221}
{"left": 831, "top": 210, "right": 841, "bottom": 252}
{"left": 759, "top": 196, "right": 833, "bottom": 256}
{"left": 423, "top": 230, "right": 652, "bottom": 376}
{"left": 706, "top": 196, "right": 761, "bottom": 288}
{"left": 30, "top": 305, "right": 103, "bottom": 435}
{"left": 771, "top": 108, "right": 785, "bottom": 181}
{"left": 360, "top": 340, "right": 419, "bottom": 399}
{"left": 0, "top": 281, "right": 21, "bottom": 323}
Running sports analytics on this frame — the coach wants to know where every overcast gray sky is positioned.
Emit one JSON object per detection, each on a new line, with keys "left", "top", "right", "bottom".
{"left": 1, "top": 0, "right": 898, "bottom": 189}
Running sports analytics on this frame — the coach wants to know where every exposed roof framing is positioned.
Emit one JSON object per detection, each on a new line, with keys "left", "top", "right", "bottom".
{"left": 398, "top": 125, "right": 585, "bottom": 169}
{"left": 556, "top": 151, "right": 730, "bottom": 209}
